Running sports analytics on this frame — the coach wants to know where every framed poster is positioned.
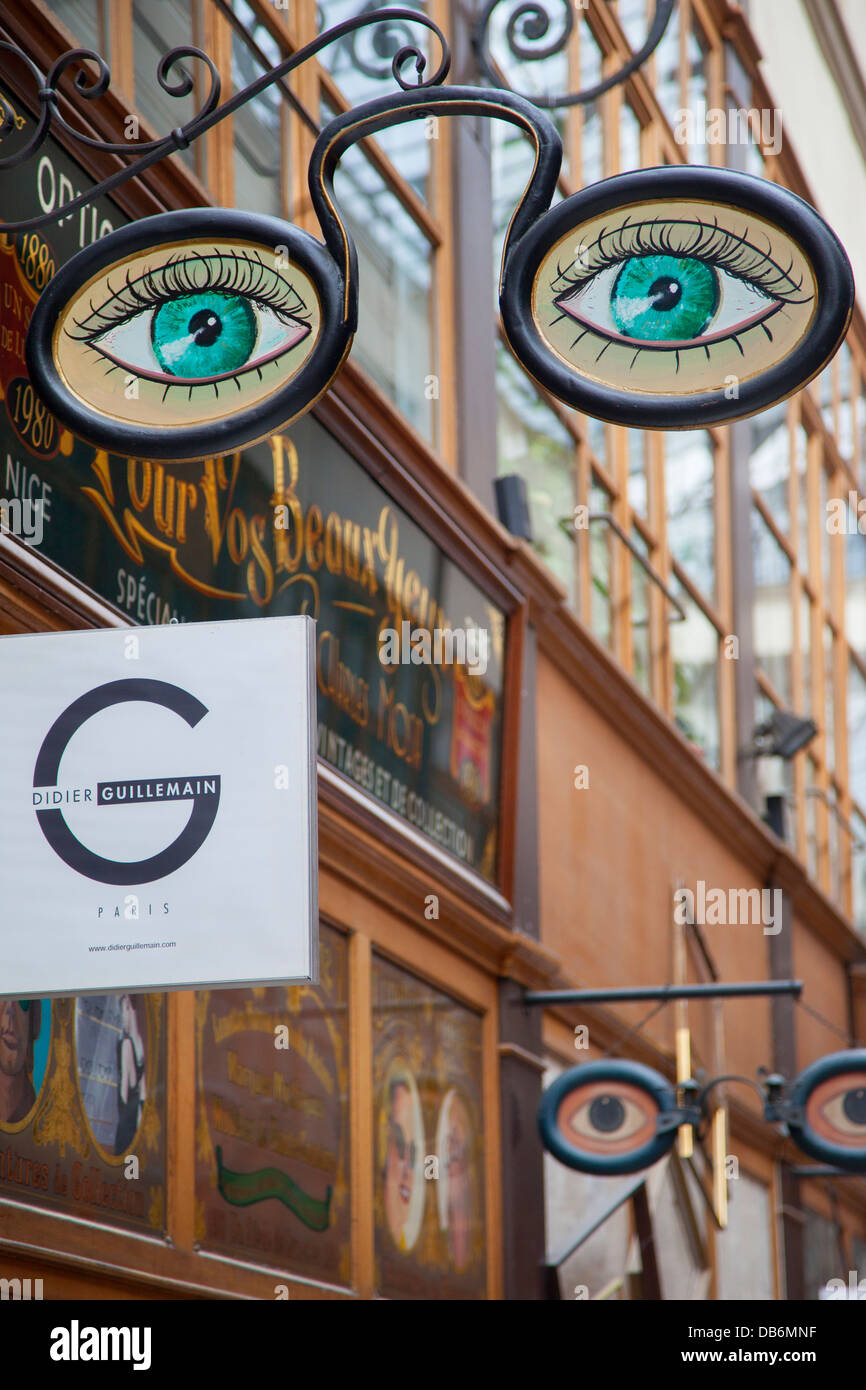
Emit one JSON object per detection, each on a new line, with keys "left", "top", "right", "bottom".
{"left": 373, "top": 954, "right": 486, "bottom": 1299}
{"left": 0, "top": 992, "right": 166, "bottom": 1233}
{"left": 195, "top": 924, "right": 350, "bottom": 1284}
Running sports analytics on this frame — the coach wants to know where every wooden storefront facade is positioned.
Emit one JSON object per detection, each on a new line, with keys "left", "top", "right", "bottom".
{"left": 0, "top": 0, "right": 864, "bottom": 1301}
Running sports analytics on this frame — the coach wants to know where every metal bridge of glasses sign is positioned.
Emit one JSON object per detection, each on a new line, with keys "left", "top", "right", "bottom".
{"left": 0, "top": 618, "right": 318, "bottom": 997}
{"left": 0, "top": 4, "right": 854, "bottom": 452}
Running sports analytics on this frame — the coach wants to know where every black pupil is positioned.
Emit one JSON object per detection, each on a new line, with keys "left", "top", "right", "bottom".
{"left": 189, "top": 309, "right": 222, "bottom": 346}
{"left": 843, "top": 1087, "right": 866, "bottom": 1126}
{"left": 589, "top": 1094, "right": 625, "bottom": 1133}
{"left": 649, "top": 276, "right": 682, "bottom": 311}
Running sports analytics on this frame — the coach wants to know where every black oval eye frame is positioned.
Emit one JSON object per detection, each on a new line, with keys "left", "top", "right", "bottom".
{"left": 785, "top": 1049, "right": 866, "bottom": 1172}
{"left": 25, "top": 207, "right": 353, "bottom": 462}
{"left": 500, "top": 165, "right": 855, "bottom": 431}
{"left": 538, "top": 1059, "right": 679, "bottom": 1176}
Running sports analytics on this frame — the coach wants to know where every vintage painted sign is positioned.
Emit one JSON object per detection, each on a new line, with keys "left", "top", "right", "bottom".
{"left": 0, "top": 97, "right": 504, "bottom": 886}
{"left": 0, "top": 617, "right": 318, "bottom": 997}
{"left": 0, "top": 992, "right": 166, "bottom": 1235}
{"left": 195, "top": 924, "right": 350, "bottom": 1281}
{"left": 373, "top": 954, "right": 486, "bottom": 1299}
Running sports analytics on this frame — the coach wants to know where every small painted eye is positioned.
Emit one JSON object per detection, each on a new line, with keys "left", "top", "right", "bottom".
{"left": 555, "top": 252, "right": 779, "bottom": 354}
{"left": 805, "top": 1074, "right": 866, "bottom": 1147}
{"left": 557, "top": 1079, "right": 658, "bottom": 1157}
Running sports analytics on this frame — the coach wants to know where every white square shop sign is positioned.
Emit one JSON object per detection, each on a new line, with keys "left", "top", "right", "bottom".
{"left": 0, "top": 616, "right": 317, "bottom": 996}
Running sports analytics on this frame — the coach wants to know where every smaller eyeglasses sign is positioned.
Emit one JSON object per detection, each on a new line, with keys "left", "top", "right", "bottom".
{"left": 500, "top": 166, "right": 855, "bottom": 430}
{"left": 538, "top": 1060, "right": 679, "bottom": 1176}
{"left": 0, "top": 616, "right": 318, "bottom": 997}
{"left": 26, "top": 209, "right": 352, "bottom": 462}
{"left": 785, "top": 1050, "right": 866, "bottom": 1173}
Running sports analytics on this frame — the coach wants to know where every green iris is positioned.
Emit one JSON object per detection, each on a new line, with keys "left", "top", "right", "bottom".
{"left": 611, "top": 255, "right": 719, "bottom": 341}
{"left": 151, "top": 292, "right": 257, "bottom": 377}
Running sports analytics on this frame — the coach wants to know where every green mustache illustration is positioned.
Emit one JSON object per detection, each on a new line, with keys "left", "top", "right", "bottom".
{"left": 215, "top": 1146, "right": 332, "bottom": 1232}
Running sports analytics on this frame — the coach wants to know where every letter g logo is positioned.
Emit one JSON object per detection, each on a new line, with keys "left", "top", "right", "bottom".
{"left": 33, "top": 678, "right": 220, "bottom": 885}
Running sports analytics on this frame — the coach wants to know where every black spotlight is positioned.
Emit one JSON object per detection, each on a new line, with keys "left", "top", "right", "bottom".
{"left": 494, "top": 474, "right": 533, "bottom": 542}
{"left": 751, "top": 709, "right": 818, "bottom": 759}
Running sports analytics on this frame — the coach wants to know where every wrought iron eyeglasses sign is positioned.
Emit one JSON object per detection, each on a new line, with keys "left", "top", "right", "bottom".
{"left": 0, "top": 5, "right": 855, "bottom": 457}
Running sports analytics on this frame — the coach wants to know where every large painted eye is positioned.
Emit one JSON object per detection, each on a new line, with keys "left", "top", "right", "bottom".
{"left": 538, "top": 1061, "right": 679, "bottom": 1175}
{"left": 26, "top": 208, "right": 353, "bottom": 462}
{"left": 786, "top": 1050, "right": 866, "bottom": 1172}
{"left": 500, "top": 166, "right": 854, "bottom": 430}
{"left": 70, "top": 250, "right": 312, "bottom": 393}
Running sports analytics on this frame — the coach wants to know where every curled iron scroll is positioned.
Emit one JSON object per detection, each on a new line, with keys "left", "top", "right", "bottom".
{"left": 0, "top": 8, "right": 451, "bottom": 236}
{"left": 472, "top": 0, "right": 675, "bottom": 108}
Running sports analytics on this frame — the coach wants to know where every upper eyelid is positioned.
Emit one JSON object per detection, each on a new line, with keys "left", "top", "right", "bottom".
{"left": 549, "top": 216, "right": 810, "bottom": 303}
{"left": 69, "top": 251, "right": 311, "bottom": 339}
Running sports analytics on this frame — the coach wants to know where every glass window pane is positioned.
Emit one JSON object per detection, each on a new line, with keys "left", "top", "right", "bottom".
{"left": 742, "top": 134, "right": 765, "bottom": 178}
{"left": 827, "top": 788, "right": 841, "bottom": 905}
{"left": 328, "top": 125, "right": 436, "bottom": 442}
{"left": 654, "top": 0, "right": 681, "bottom": 131}
{"left": 41, "top": 0, "right": 109, "bottom": 51}
{"left": 750, "top": 401, "right": 789, "bottom": 533}
{"left": 132, "top": 0, "right": 205, "bottom": 181}
{"left": 859, "top": 377, "right": 866, "bottom": 493}
{"left": 232, "top": 14, "right": 287, "bottom": 218}
{"left": 824, "top": 624, "right": 836, "bottom": 771}
{"left": 752, "top": 508, "right": 793, "bottom": 705}
{"left": 317, "top": 0, "right": 430, "bottom": 200}
{"left": 838, "top": 341, "right": 854, "bottom": 462}
{"left": 672, "top": 591, "right": 720, "bottom": 768}
{"left": 496, "top": 344, "right": 578, "bottom": 607}
{"left": 847, "top": 530, "right": 866, "bottom": 661}
{"left": 849, "top": 658, "right": 866, "bottom": 809}
{"left": 804, "top": 1210, "right": 843, "bottom": 1298}
{"left": 819, "top": 467, "right": 830, "bottom": 590}
{"left": 631, "top": 543, "right": 651, "bottom": 696}
{"left": 665, "top": 432, "right": 716, "bottom": 601}
{"left": 620, "top": 101, "right": 642, "bottom": 173}
{"left": 617, "top": 0, "right": 650, "bottom": 53}
{"left": 852, "top": 811, "right": 866, "bottom": 935}
{"left": 801, "top": 591, "right": 813, "bottom": 715}
{"left": 590, "top": 479, "right": 614, "bottom": 649}
{"left": 627, "top": 430, "right": 648, "bottom": 516}
{"left": 716, "top": 1174, "right": 775, "bottom": 1301}
{"left": 806, "top": 761, "right": 819, "bottom": 879}
{"left": 796, "top": 425, "right": 809, "bottom": 572}
{"left": 819, "top": 363, "right": 835, "bottom": 432}
{"left": 580, "top": 30, "right": 604, "bottom": 185}
{"left": 584, "top": 415, "right": 608, "bottom": 467}
{"left": 686, "top": 18, "right": 710, "bottom": 163}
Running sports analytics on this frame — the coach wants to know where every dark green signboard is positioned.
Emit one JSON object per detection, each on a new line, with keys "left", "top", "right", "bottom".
{"left": 0, "top": 85, "right": 504, "bottom": 884}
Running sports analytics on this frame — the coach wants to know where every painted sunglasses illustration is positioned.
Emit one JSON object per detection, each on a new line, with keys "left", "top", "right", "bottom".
{"left": 26, "top": 87, "right": 855, "bottom": 459}
{"left": 540, "top": 1051, "right": 866, "bottom": 1176}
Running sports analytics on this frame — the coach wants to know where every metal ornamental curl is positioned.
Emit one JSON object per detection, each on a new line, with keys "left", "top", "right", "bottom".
{"left": 472, "top": 0, "right": 675, "bottom": 108}
{"left": 0, "top": 8, "right": 450, "bottom": 236}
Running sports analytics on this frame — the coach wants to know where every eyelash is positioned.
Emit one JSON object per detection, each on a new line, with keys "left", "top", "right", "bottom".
{"left": 550, "top": 215, "right": 811, "bottom": 304}
{"left": 69, "top": 249, "right": 312, "bottom": 398}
